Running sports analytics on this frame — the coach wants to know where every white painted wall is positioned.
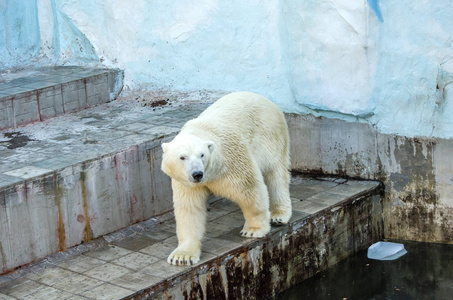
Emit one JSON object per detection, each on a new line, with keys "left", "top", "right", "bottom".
{"left": 1, "top": 0, "right": 453, "bottom": 139}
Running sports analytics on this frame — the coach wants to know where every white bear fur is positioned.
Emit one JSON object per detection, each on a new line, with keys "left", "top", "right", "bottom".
{"left": 161, "top": 91, "right": 292, "bottom": 265}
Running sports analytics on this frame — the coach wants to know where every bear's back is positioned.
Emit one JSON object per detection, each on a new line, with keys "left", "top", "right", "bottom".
{"left": 179, "top": 91, "right": 289, "bottom": 180}
{"left": 189, "top": 92, "right": 289, "bottom": 170}
{"left": 197, "top": 91, "right": 285, "bottom": 132}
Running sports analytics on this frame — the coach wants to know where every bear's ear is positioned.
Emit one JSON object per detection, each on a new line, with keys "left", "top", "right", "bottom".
{"left": 162, "top": 143, "right": 169, "bottom": 153}
{"left": 207, "top": 141, "right": 215, "bottom": 153}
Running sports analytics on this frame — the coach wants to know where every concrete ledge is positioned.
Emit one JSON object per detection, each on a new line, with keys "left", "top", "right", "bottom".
{"left": 131, "top": 178, "right": 383, "bottom": 299}
{"left": 0, "top": 67, "right": 123, "bottom": 130}
{"left": 0, "top": 175, "right": 383, "bottom": 299}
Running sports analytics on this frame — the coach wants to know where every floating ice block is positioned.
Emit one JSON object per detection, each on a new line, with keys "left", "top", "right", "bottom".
{"left": 367, "top": 242, "right": 407, "bottom": 261}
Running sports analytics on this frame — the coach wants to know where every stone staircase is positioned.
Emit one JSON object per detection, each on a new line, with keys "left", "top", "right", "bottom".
{"left": 0, "top": 66, "right": 123, "bottom": 130}
{"left": 0, "top": 68, "right": 384, "bottom": 299}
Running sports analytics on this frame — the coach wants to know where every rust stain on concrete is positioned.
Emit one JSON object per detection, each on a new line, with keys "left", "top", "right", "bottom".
{"left": 0, "top": 242, "right": 6, "bottom": 273}
{"left": 53, "top": 172, "right": 66, "bottom": 251}
{"left": 80, "top": 170, "right": 93, "bottom": 242}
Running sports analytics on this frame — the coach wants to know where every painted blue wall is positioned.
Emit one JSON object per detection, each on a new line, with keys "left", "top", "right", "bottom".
{"left": 1, "top": 0, "right": 453, "bottom": 138}
{"left": 0, "top": 1, "right": 40, "bottom": 68}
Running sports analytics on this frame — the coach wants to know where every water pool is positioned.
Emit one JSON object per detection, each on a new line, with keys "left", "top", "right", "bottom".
{"left": 279, "top": 241, "right": 453, "bottom": 299}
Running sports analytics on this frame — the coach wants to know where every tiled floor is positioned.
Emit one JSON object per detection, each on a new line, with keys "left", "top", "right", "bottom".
{"left": 0, "top": 175, "right": 380, "bottom": 300}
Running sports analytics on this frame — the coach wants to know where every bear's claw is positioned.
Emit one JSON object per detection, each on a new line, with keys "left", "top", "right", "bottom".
{"left": 271, "top": 218, "right": 286, "bottom": 225}
{"left": 167, "top": 250, "right": 200, "bottom": 266}
{"left": 270, "top": 211, "right": 291, "bottom": 225}
{"left": 240, "top": 228, "right": 267, "bottom": 238}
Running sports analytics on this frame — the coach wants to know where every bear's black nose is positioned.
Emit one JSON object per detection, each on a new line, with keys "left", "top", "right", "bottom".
{"left": 192, "top": 171, "right": 204, "bottom": 182}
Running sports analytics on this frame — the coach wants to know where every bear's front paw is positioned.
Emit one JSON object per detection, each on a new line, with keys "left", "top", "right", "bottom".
{"left": 240, "top": 225, "right": 269, "bottom": 238}
{"left": 167, "top": 248, "right": 200, "bottom": 266}
{"left": 271, "top": 210, "right": 292, "bottom": 225}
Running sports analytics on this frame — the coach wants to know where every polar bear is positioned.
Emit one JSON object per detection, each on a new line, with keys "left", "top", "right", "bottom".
{"left": 161, "top": 91, "right": 292, "bottom": 266}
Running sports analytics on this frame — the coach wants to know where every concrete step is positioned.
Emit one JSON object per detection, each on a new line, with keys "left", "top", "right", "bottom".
{"left": 0, "top": 174, "right": 383, "bottom": 299}
{"left": 0, "top": 66, "right": 123, "bottom": 130}
{"left": 0, "top": 99, "right": 210, "bottom": 274}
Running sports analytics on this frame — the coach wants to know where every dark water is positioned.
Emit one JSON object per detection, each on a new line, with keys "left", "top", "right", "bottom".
{"left": 279, "top": 241, "right": 453, "bottom": 300}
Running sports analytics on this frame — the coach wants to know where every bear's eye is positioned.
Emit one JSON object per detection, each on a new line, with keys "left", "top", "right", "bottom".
{"left": 200, "top": 153, "right": 204, "bottom": 158}
{"left": 180, "top": 156, "right": 186, "bottom": 161}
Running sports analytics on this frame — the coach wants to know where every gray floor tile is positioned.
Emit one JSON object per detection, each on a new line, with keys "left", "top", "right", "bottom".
{"left": 290, "top": 185, "right": 326, "bottom": 200}
{"left": 288, "top": 209, "right": 310, "bottom": 223}
{"left": 52, "top": 274, "right": 104, "bottom": 294}
{"left": 0, "top": 293, "right": 15, "bottom": 300}
{"left": 292, "top": 199, "right": 331, "bottom": 215}
{"left": 111, "top": 235, "right": 159, "bottom": 251}
{"left": 25, "top": 267, "right": 77, "bottom": 286}
{"left": 22, "top": 286, "right": 75, "bottom": 300}
{"left": 111, "top": 252, "right": 160, "bottom": 271}
{"left": 140, "top": 260, "right": 191, "bottom": 278}
{"left": 211, "top": 211, "right": 245, "bottom": 226}
{"left": 205, "top": 221, "right": 240, "bottom": 238}
{"left": 219, "top": 227, "right": 259, "bottom": 245}
{"left": 206, "top": 206, "right": 235, "bottom": 222}
{"left": 79, "top": 283, "right": 132, "bottom": 300}
{"left": 208, "top": 198, "right": 241, "bottom": 212}
{"left": 66, "top": 295, "right": 91, "bottom": 300}
{"left": 333, "top": 181, "right": 380, "bottom": 196}
{"left": 201, "top": 237, "right": 242, "bottom": 256}
{"left": 139, "top": 239, "right": 178, "bottom": 260}
{"left": 0, "top": 279, "right": 46, "bottom": 299}
{"left": 306, "top": 191, "right": 344, "bottom": 206}
{"left": 57, "top": 255, "right": 107, "bottom": 273}
{"left": 83, "top": 263, "right": 131, "bottom": 282}
{"left": 141, "top": 226, "right": 176, "bottom": 242}
{"left": 83, "top": 245, "right": 132, "bottom": 262}
{"left": 110, "top": 271, "right": 162, "bottom": 291}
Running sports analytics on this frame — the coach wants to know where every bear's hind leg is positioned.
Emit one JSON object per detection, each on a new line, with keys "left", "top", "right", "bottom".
{"left": 264, "top": 166, "right": 292, "bottom": 225}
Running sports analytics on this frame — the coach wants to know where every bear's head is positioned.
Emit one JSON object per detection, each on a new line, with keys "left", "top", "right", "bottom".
{"left": 161, "top": 134, "right": 215, "bottom": 186}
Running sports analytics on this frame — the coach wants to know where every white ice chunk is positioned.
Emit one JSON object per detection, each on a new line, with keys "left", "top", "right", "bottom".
{"left": 367, "top": 241, "right": 407, "bottom": 261}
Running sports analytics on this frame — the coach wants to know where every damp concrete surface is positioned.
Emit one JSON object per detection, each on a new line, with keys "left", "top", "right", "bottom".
{"left": 279, "top": 241, "right": 453, "bottom": 300}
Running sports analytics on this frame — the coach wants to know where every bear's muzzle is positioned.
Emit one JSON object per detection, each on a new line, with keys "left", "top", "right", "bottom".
{"left": 191, "top": 171, "right": 204, "bottom": 182}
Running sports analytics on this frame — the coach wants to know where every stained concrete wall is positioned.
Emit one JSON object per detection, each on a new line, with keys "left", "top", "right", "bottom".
{"left": 287, "top": 114, "right": 453, "bottom": 243}
{"left": 0, "top": 141, "right": 172, "bottom": 273}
